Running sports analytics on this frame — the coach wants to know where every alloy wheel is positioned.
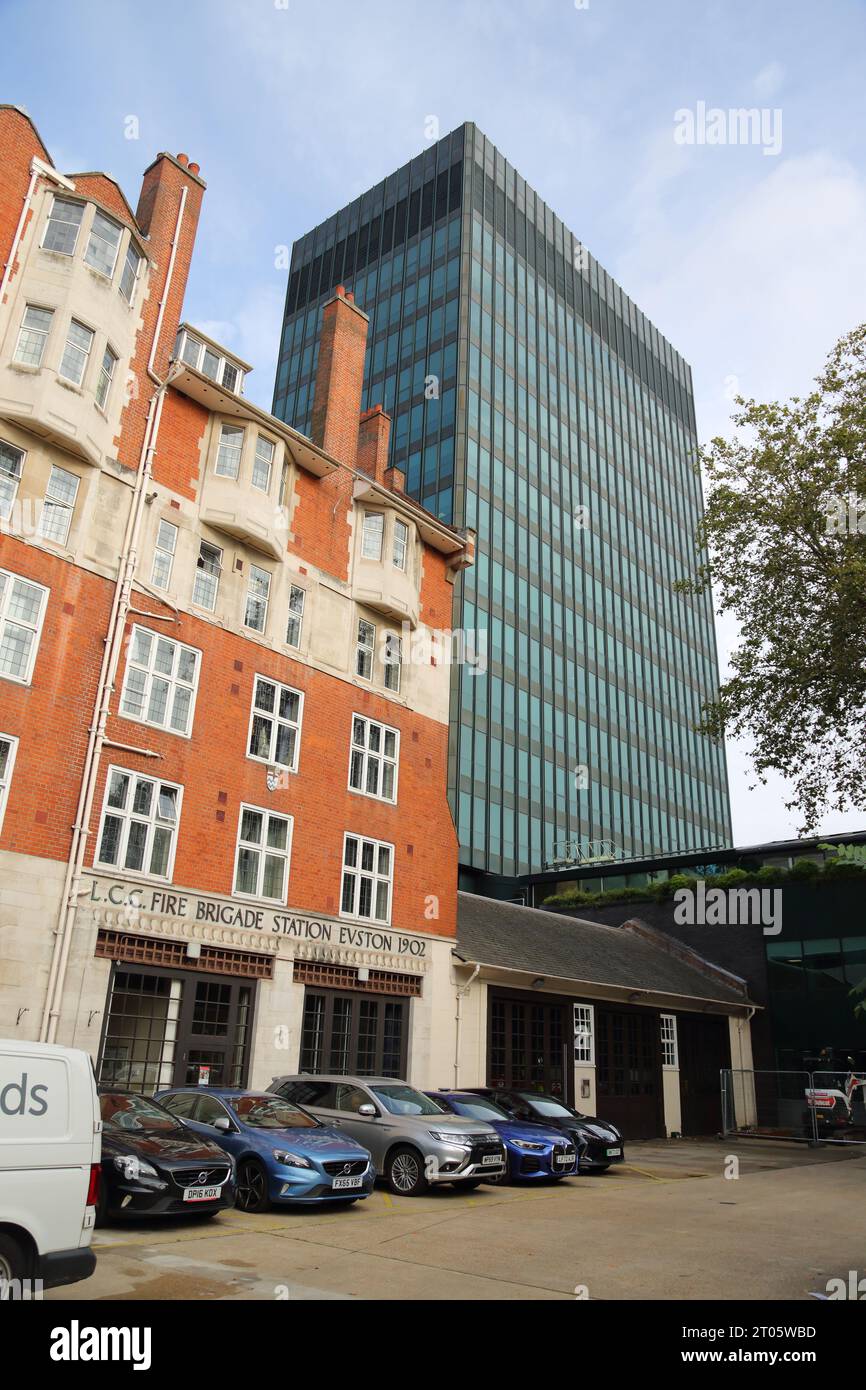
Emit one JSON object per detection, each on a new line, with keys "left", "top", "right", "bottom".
{"left": 236, "top": 1160, "right": 267, "bottom": 1211}
{"left": 391, "top": 1152, "right": 420, "bottom": 1193}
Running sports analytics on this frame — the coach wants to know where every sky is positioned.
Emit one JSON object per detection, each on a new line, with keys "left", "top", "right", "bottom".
{"left": 3, "top": 0, "right": 866, "bottom": 848}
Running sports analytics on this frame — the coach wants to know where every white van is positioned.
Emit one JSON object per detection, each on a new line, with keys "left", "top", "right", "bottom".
{"left": 0, "top": 1040, "right": 100, "bottom": 1291}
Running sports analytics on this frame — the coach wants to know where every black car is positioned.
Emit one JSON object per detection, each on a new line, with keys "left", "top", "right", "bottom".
{"left": 466, "top": 1088, "right": 625, "bottom": 1172}
{"left": 98, "top": 1090, "right": 236, "bottom": 1223}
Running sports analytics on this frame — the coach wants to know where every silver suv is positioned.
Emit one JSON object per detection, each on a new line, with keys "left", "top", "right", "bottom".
{"left": 269, "top": 1075, "right": 507, "bottom": 1196}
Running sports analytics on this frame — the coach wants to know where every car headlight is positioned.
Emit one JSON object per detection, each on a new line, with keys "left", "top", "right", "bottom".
{"left": 273, "top": 1149, "right": 311, "bottom": 1168}
{"left": 427, "top": 1131, "right": 472, "bottom": 1146}
{"left": 113, "top": 1155, "right": 159, "bottom": 1181}
{"left": 512, "top": 1139, "right": 546, "bottom": 1151}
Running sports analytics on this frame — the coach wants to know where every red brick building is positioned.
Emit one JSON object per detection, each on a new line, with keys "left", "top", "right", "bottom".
{"left": 0, "top": 106, "right": 474, "bottom": 1090}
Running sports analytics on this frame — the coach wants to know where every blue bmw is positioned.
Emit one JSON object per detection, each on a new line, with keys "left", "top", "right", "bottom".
{"left": 155, "top": 1088, "right": 375, "bottom": 1212}
{"left": 426, "top": 1090, "right": 579, "bottom": 1182}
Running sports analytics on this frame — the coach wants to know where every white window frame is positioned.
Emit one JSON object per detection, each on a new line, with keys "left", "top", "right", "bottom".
{"left": 58, "top": 318, "right": 94, "bottom": 387}
{"left": 356, "top": 618, "right": 375, "bottom": 680}
{"left": 383, "top": 632, "right": 402, "bottom": 693}
{"left": 340, "top": 832, "right": 393, "bottom": 926}
{"left": 38, "top": 464, "right": 80, "bottom": 546}
{"left": 84, "top": 209, "right": 122, "bottom": 279}
{"left": 0, "top": 733, "right": 19, "bottom": 835}
{"left": 361, "top": 511, "right": 384, "bottom": 561}
{"left": 0, "top": 568, "right": 49, "bottom": 686}
{"left": 348, "top": 714, "right": 399, "bottom": 804}
{"left": 94, "top": 766, "right": 183, "bottom": 882}
{"left": 14, "top": 305, "right": 53, "bottom": 368}
{"left": 247, "top": 674, "right": 304, "bottom": 773}
{"left": 119, "top": 626, "right": 201, "bottom": 738}
{"left": 244, "top": 564, "right": 271, "bottom": 633}
{"left": 0, "top": 439, "right": 25, "bottom": 522}
{"left": 574, "top": 1003, "right": 595, "bottom": 1065}
{"left": 95, "top": 345, "right": 118, "bottom": 410}
{"left": 151, "top": 519, "right": 178, "bottom": 591}
{"left": 119, "top": 240, "right": 143, "bottom": 304}
{"left": 174, "top": 330, "right": 244, "bottom": 394}
{"left": 192, "top": 540, "right": 222, "bottom": 611}
{"left": 252, "top": 436, "right": 274, "bottom": 492}
{"left": 215, "top": 424, "right": 244, "bottom": 479}
{"left": 233, "top": 803, "right": 293, "bottom": 904}
{"left": 286, "top": 583, "right": 305, "bottom": 649}
{"left": 660, "top": 1013, "right": 679, "bottom": 1070}
{"left": 41, "top": 196, "right": 84, "bottom": 256}
{"left": 393, "top": 518, "right": 409, "bottom": 570}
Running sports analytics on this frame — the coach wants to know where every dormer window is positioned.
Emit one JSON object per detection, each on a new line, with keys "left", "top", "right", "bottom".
{"left": 85, "top": 211, "right": 122, "bottom": 278}
{"left": 215, "top": 424, "right": 244, "bottom": 479}
{"left": 361, "top": 511, "right": 384, "bottom": 561}
{"left": 174, "top": 328, "right": 244, "bottom": 394}
{"left": 393, "top": 519, "right": 409, "bottom": 570}
{"left": 120, "top": 242, "right": 143, "bottom": 304}
{"left": 42, "top": 197, "right": 83, "bottom": 256}
{"left": 253, "top": 437, "right": 274, "bottom": 492}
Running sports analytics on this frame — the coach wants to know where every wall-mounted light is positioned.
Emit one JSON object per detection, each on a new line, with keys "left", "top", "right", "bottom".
{"left": 531, "top": 977, "right": 545, "bottom": 989}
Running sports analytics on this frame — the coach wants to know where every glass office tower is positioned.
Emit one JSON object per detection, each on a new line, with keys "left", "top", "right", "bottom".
{"left": 273, "top": 123, "right": 732, "bottom": 881}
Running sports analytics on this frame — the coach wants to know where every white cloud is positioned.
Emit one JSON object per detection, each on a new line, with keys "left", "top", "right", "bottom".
{"left": 752, "top": 60, "right": 785, "bottom": 100}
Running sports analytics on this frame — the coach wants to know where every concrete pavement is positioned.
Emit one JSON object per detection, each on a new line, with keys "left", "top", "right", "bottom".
{"left": 48, "top": 1138, "right": 866, "bottom": 1302}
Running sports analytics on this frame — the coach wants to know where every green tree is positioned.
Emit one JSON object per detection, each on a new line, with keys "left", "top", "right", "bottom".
{"left": 679, "top": 323, "right": 866, "bottom": 831}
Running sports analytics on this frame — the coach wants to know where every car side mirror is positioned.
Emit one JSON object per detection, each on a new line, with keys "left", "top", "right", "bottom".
{"left": 358, "top": 1103, "right": 377, "bottom": 1117}
{"left": 212, "top": 1116, "right": 232, "bottom": 1132}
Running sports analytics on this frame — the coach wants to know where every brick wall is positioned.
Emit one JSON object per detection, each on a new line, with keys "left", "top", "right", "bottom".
{"left": 0, "top": 106, "right": 50, "bottom": 309}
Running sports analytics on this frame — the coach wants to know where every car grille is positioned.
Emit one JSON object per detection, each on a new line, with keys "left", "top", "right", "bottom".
{"left": 172, "top": 1165, "right": 231, "bottom": 1189}
{"left": 322, "top": 1159, "right": 367, "bottom": 1177}
{"left": 470, "top": 1141, "right": 504, "bottom": 1162}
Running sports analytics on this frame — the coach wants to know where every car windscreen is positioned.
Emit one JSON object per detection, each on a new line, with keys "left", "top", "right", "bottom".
{"left": 370, "top": 1085, "right": 447, "bottom": 1116}
{"left": 519, "top": 1095, "right": 575, "bottom": 1119}
{"left": 450, "top": 1097, "right": 508, "bottom": 1120}
{"left": 229, "top": 1096, "right": 318, "bottom": 1129}
{"left": 100, "top": 1092, "right": 182, "bottom": 1132}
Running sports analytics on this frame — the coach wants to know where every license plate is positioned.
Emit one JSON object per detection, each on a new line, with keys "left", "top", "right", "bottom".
{"left": 331, "top": 1175, "right": 363, "bottom": 1191}
{"left": 606, "top": 1147, "right": 622, "bottom": 1157}
{"left": 183, "top": 1185, "right": 221, "bottom": 1203}
{"left": 555, "top": 1153, "right": 574, "bottom": 1165}
{"left": 482, "top": 1153, "right": 502, "bottom": 1166}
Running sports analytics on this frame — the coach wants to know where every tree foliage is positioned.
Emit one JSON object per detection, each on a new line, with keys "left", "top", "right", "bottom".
{"left": 679, "top": 323, "right": 866, "bottom": 832}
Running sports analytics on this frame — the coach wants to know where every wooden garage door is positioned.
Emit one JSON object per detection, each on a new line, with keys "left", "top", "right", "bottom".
{"left": 596, "top": 1008, "right": 663, "bottom": 1139}
{"left": 678, "top": 1014, "right": 730, "bottom": 1136}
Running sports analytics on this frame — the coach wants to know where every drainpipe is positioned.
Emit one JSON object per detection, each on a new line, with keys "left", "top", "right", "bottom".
{"left": 40, "top": 381, "right": 171, "bottom": 1043}
{"left": 454, "top": 963, "right": 481, "bottom": 1088}
{"left": 0, "top": 157, "right": 75, "bottom": 320}
{"left": 40, "top": 181, "right": 189, "bottom": 1045}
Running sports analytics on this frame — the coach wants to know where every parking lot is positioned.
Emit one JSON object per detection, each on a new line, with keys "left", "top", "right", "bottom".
{"left": 49, "top": 1138, "right": 866, "bottom": 1302}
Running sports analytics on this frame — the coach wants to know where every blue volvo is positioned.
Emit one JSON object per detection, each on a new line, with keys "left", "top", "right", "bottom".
{"left": 156, "top": 1088, "right": 375, "bottom": 1212}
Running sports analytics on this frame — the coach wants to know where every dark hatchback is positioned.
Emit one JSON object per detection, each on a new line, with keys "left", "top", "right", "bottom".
{"left": 98, "top": 1091, "right": 236, "bottom": 1223}
{"left": 465, "top": 1089, "right": 625, "bottom": 1172}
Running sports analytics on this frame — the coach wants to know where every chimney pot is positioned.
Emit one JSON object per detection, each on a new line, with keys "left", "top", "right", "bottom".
{"left": 188, "top": 162, "right": 200, "bottom": 176}
{"left": 176, "top": 152, "right": 189, "bottom": 165}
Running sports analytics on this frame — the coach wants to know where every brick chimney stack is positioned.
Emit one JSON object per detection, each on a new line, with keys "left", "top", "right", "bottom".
{"left": 357, "top": 404, "right": 391, "bottom": 484}
{"left": 310, "top": 286, "right": 369, "bottom": 466}
{"left": 135, "top": 152, "right": 206, "bottom": 380}
{"left": 114, "top": 151, "right": 206, "bottom": 471}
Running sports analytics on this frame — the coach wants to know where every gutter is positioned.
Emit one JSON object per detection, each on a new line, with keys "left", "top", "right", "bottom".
{"left": 451, "top": 955, "right": 759, "bottom": 1016}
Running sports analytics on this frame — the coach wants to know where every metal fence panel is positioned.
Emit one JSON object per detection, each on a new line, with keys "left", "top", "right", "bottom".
{"left": 721, "top": 1069, "right": 866, "bottom": 1144}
